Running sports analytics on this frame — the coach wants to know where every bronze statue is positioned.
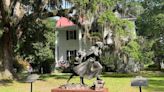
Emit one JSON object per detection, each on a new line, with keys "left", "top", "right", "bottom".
{"left": 67, "top": 42, "right": 104, "bottom": 85}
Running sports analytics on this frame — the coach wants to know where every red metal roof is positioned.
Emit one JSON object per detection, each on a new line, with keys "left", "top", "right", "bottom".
{"left": 56, "top": 17, "right": 75, "bottom": 28}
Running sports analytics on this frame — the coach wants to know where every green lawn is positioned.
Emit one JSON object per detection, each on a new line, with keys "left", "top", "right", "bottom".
{"left": 0, "top": 72, "right": 164, "bottom": 92}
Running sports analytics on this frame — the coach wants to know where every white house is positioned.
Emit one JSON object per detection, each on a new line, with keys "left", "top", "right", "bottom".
{"left": 55, "top": 17, "right": 92, "bottom": 66}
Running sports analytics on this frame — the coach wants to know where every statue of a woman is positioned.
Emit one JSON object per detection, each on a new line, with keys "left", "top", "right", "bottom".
{"left": 72, "top": 42, "right": 104, "bottom": 85}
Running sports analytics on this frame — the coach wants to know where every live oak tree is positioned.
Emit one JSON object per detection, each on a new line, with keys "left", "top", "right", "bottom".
{"left": 0, "top": 0, "right": 69, "bottom": 79}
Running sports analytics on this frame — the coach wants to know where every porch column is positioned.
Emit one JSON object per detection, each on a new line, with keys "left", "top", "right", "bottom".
{"left": 79, "top": 29, "right": 82, "bottom": 51}
{"left": 55, "top": 31, "right": 59, "bottom": 65}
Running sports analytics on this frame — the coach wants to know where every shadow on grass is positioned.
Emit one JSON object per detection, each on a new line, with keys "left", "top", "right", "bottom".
{"left": 144, "top": 79, "right": 164, "bottom": 92}
{"left": 0, "top": 79, "right": 13, "bottom": 86}
{"left": 139, "top": 71, "right": 164, "bottom": 77}
{"left": 16, "top": 73, "right": 71, "bottom": 82}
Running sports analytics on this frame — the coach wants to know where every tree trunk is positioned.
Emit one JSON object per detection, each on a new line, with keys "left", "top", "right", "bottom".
{"left": 157, "top": 58, "right": 161, "bottom": 71}
{"left": 0, "top": 27, "right": 16, "bottom": 79}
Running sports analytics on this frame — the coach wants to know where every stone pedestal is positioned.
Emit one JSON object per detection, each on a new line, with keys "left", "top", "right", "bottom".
{"left": 51, "top": 88, "right": 108, "bottom": 92}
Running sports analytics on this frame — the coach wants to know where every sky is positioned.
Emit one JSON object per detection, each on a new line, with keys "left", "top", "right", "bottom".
{"left": 61, "top": 0, "right": 72, "bottom": 9}
{"left": 52, "top": 0, "right": 73, "bottom": 20}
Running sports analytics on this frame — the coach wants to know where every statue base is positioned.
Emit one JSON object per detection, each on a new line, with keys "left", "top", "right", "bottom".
{"left": 51, "top": 88, "right": 108, "bottom": 92}
{"left": 52, "top": 80, "right": 107, "bottom": 92}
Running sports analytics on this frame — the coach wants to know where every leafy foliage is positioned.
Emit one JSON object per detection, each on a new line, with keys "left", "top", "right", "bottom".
{"left": 16, "top": 18, "right": 55, "bottom": 65}
{"left": 98, "top": 11, "right": 135, "bottom": 37}
{"left": 136, "top": 0, "right": 164, "bottom": 38}
{"left": 125, "top": 1, "right": 144, "bottom": 17}
{"left": 97, "top": 10, "right": 141, "bottom": 72}
{"left": 122, "top": 40, "right": 141, "bottom": 62}
{"left": 136, "top": 0, "right": 164, "bottom": 70}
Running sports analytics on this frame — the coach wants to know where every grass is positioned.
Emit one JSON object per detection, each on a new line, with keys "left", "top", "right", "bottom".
{"left": 0, "top": 72, "right": 164, "bottom": 92}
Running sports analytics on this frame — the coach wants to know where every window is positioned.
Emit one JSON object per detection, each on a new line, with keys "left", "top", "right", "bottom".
{"left": 66, "top": 50, "right": 76, "bottom": 61}
{"left": 66, "top": 30, "right": 76, "bottom": 40}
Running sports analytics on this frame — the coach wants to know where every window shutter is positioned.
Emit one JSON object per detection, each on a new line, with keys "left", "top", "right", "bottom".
{"left": 74, "top": 50, "right": 77, "bottom": 57}
{"left": 74, "top": 30, "right": 76, "bottom": 39}
{"left": 66, "top": 50, "right": 69, "bottom": 60}
{"left": 66, "top": 31, "right": 68, "bottom": 40}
